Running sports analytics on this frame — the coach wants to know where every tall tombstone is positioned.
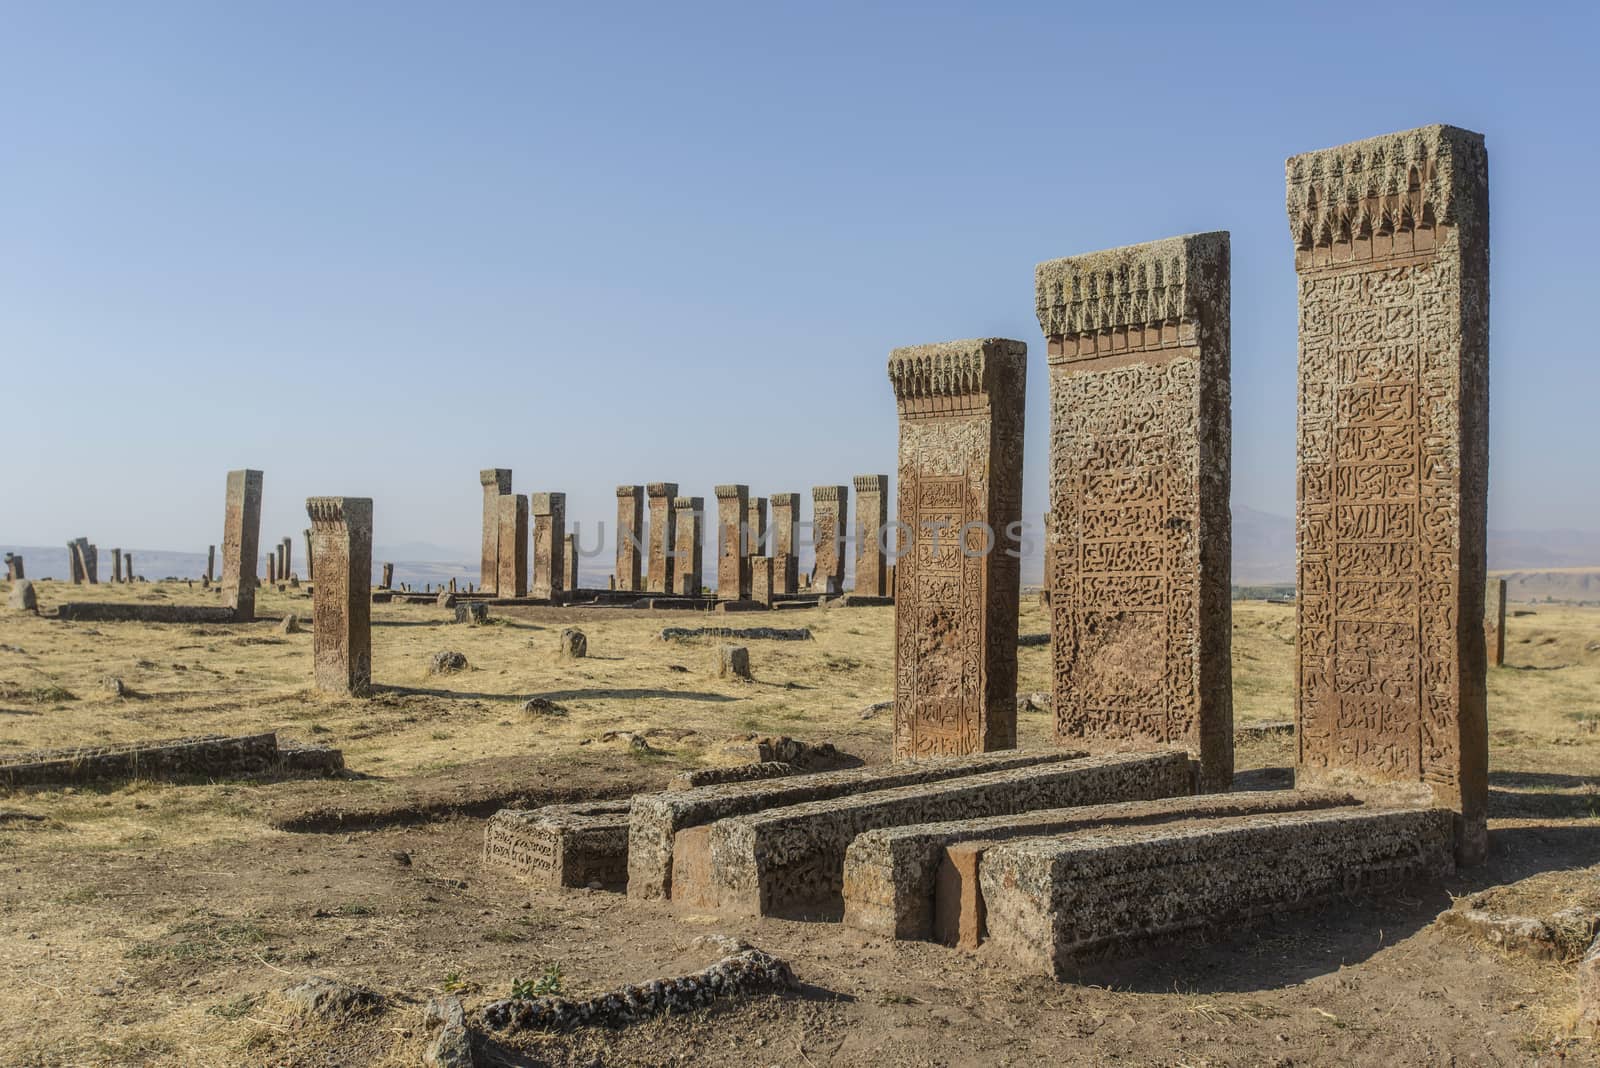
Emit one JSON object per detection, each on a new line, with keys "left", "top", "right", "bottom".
{"left": 531, "top": 492, "right": 566, "bottom": 599}
{"left": 302, "top": 530, "right": 313, "bottom": 582}
{"left": 497, "top": 493, "right": 529, "bottom": 598}
{"left": 221, "top": 469, "right": 263, "bottom": 621}
{"left": 853, "top": 475, "right": 889, "bottom": 596}
{"left": 306, "top": 497, "right": 373, "bottom": 695}
{"left": 615, "top": 485, "right": 645, "bottom": 592}
{"left": 112, "top": 548, "right": 124, "bottom": 583}
{"left": 562, "top": 533, "right": 578, "bottom": 592}
{"left": 750, "top": 555, "right": 774, "bottom": 607}
{"left": 276, "top": 542, "right": 287, "bottom": 583}
{"left": 67, "top": 541, "right": 84, "bottom": 584}
{"left": 887, "top": 338, "right": 1027, "bottom": 758}
{"left": 381, "top": 562, "right": 394, "bottom": 589}
{"left": 770, "top": 493, "right": 800, "bottom": 595}
{"left": 124, "top": 552, "right": 133, "bottom": 581}
{"left": 480, "top": 468, "right": 512, "bottom": 593}
{"left": 672, "top": 496, "right": 704, "bottom": 595}
{"left": 84, "top": 543, "right": 99, "bottom": 584}
{"left": 646, "top": 482, "right": 679, "bottom": 594}
{"left": 4, "top": 553, "right": 22, "bottom": 580}
{"left": 266, "top": 553, "right": 278, "bottom": 585}
{"left": 1036, "top": 233, "right": 1234, "bottom": 790}
{"left": 746, "top": 496, "right": 768, "bottom": 556}
{"left": 206, "top": 545, "right": 216, "bottom": 583}
{"left": 811, "top": 485, "right": 849, "bottom": 595}
{"left": 1287, "top": 125, "right": 1490, "bottom": 862}
{"left": 714, "top": 484, "right": 751, "bottom": 601}
{"left": 282, "top": 537, "right": 293, "bottom": 581}
{"left": 1484, "top": 578, "right": 1506, "bottom": 668}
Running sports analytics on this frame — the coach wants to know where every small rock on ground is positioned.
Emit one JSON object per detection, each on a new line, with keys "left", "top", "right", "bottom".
{"left": 277, "top": 613, "right": 300, "bottom": 635}
{"left": 281, "top": 976, "right": 384, "bottom": 1019}
{"left": 716, "top": 644, "right": 751, "bottom": 681}
{"left": 559, "top": 628, "right": 587, "bottom": 658}
{"left": 7, "top": 581, "right": 37, "bottom": 613}
{"left": 429, "top": 651, "right": 469, "bottom": 675}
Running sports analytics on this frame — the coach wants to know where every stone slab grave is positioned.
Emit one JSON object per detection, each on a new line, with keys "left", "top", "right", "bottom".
{"left": 674, "top": 751, "right": 1193, "bottom": 919}
{"left": 841, "top": 788, "right": 1359, "bottom": 942}
{"left": 0, "top": 732, "right": 342, "bottom": 789}
{"left": 669, "top": 762, "right": 796, "bottom": 790}
{"left": 628, "top": 748, "right": 1091, "bottom": 901}
{"left": 483, "top": 801, "right": 632, "bottom": 889}
{"left": 980, "top": 805, "right": 1454, "bottom": 978}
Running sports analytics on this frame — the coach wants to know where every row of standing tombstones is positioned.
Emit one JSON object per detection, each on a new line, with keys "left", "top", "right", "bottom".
{"left": 30, "top": 123, "right": 1493, "bottom": 863}
{"left": 470, "top": 477, "right": 893, "bottom": 602}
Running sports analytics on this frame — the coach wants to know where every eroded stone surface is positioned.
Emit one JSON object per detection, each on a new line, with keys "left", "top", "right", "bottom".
{"left": 701, "top": 751, "right": 1192, "bottom": 918}
{"left": 646, "top": 483, "right": 679, "bottom": 594}
{"left": 1037, "top": 234, "right": 1233, "bottom": 790}
{"left": 616, "top": 485, "right": 645, "bottom": 593}
{"left": 669, "top": 762, "right": 796, "bottom": 790}
{"left": 307, "top": 496, "right": 373, "bottom": 696}
{"left": 810, "top": 485, "right": 848, "bottom": 596}
{"left": 480, "top": 469, "right": 512, "bottom": 593}
{"left": 842, "top": 787, "right": 1357, "bottom": 940}
{"left": 853, "top": 474, "right": 889, "bottom": 596}
{"left": 1287, "top": 126, "right": 1490, "bottom": 864}
{"left": 981, "top": 806, "right": 1454, "bottom": 976}
{"left": 672, "top": 497, "right": 704, "bottom": 596}
{"left": 497, "top": 494, "right": 529, "bottom": 599}
{"left": 627, "top": 748, "right": 1086, "bottom": 900}
{"left": 769, "top": 493, "right": 800, "bottom": 595}
{"left": 221, "top": 469, "right": 264, "bottom": 622}
{"left": 483, "top": 802, "right": 631, "bottom": 888}
{"left": 1484, "top": 577, "right": 1506, "bottom": 668}
{"left": 531, "top": 492, "right": 566, "bottom": 599}
{"left": 888, "top": 339, "right": 1027, "bottom": 759}
{"left": 0, "top": 732, "right": 282, "bottom": 788}
{"left": 715, "top": 485, "right": 750, "bottom": 601}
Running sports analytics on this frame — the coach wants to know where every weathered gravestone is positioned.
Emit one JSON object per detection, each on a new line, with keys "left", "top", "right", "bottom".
{"left": 853, "top": 474, "right": 889, "bottom": 596}
{"left": 715, "top": 484, "right": 751, "bottom": 601}
{"left": 769, "top": 492, "right": 800, "bottom": 595}
{"left": 887, "top": 338, "right": 1026, "bottom": 758}
{"left": 221, "top": 469, "right": 263, "bottom": 622}
{"left": 531, "top": 492, "right": 566, "bottom": 599}
{"left": 479, "top": 468, "right": 512, "bottom": 594}
{"left": 1287, "top": 125, "right": 1490, "bottom": 863}
{"left": 673, "top": 496, "right": 704, "bottom": 595}
{"left": 307, "top": 496, "right": 373, "bottom": 696}
{"left": 1035, "top": 232, "right": 1234, "bottom": 791}
{"left": 810, "top": 485, "right": 848, "bottom": 596}
{"left": 1484, "top": 577, "right": 1506, "bottom": 668}
{"left": 562, "top": 534, "right": 578, "bottom": 593}
{"left": 646, "top": 482, "right": 679, "bottom": 594}
{"left": 616, "top": 484, "right": 644, "bottom": 592}
{"left": 497, "top": 494, "right": 529, "bottom": 598}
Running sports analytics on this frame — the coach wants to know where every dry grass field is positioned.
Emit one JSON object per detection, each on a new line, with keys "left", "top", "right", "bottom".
{"left": 1, "top": 579, "right": 1596, "bottom": 1065}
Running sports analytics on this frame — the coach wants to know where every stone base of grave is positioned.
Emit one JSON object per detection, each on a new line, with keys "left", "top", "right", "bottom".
{"left": 979, "top": 806, "right": 1454, "bottom": 978}
{"left": 668, "top": 762, "right": 796, "bottom": 790}
{"left": 842, "top": 788, "right": 1360, "bottom": 942}
{"left": 0, "top": 732, "right": 339, "bottom": 788}
{"left": 713, "top": 600, "right": 770, "bottom": 613}
{"left": 55, "top": 603, "right": 240, "bottom": 624}
{"left": 628, "top": 749, "right": 1090, "bottom": 901}
{"left": 484, "top": 801, "right": 632, "bottom": 889}
{"left": 682, "top": 752, "right": 1192, "bottom": 918}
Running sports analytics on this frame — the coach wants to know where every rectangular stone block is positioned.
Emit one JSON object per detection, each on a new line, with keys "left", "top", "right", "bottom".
{"left": 981, "top": 806, "right": 1454, "bottom": 976}
{"left": 888, "top": 339, "right": 1027, "bottom": 759}
{"left": 1485, "top": 577, "right": 1506, "bottom": 667}
{"left": 769, "top": 493, "right": 800, "bottom": 595}
{"left": 112, "top": 548, "right": 123, "bottom": 583}
{"left": 1036, "top": 233, "right": 1233, "bottom": 790}
{"left": 562, "top": 533, "right": 578, "bottom": 592}
{"left": 221, "top": 469, "right": 263, "bottom": 622}
{"left": 646, "top": 482, "right": 679, "bottom": 594}
{"left": 281, "top": 537, "right": 292, "bottom": 581}
{"left": 672, "top": 496, "right": 704, "bottom": 596}
{"left": 497, "top": 494, "right": 528, "bottom": 598}
{"left": 480, "top": 468, "right": 512, "bottom": 593}
{"left": 483, "top": 801, "right": 631, "bottom": 889}
{"left": 842, "top": 788, "right": 1357, "bottom": 941}
{"left": 853, "top": 474, "right": 889, "bottom": 596}
{"left": 810, "top": 485, "right": 848, "bottom": 595}
{"left": 530, "top": 492, "right": 566, "bottom": 599}
{"left": 1288, "top": 126, "right": 1490, "bottom": 863}
{"left": 307, "top": 496, "right": 373, "bottom": 696}
{"left": 616, "top": 485, "right": 644, "bottom": 592}
{"left": 715, "top": 484, "right": 750, "bottom": 601}
{"left": 380, "top": 562, "right": 393, "bottom": 589}
{"left": 693, "top": 751, "right": 1191, "bottom": 918}
{"left": 750, "top": 556, "right": 773, "bottom": 607}
{"left": 302, "top": 531, "right": 312, "bottom": 582}
{"left": 628, "top": 748, "right": 1086, "bottom": 900}
{"left": 746, "top": 496, "right": 768, "bottom": 557}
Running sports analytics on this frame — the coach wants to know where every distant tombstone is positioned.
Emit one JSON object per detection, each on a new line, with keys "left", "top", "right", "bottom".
{"left": 715, "top": 484, "right": 751, "bottom": 601}
{"left": 1484, "top": 578, "right": 1507, "bottom": 668}
{"left": 769, "top": 493, "right": 800, "bottom": 595}
{"left": 616, "top": 485, "right": 645, "bottom": 593}
{"left": 562, "top": 533, "right": 578, "bottom": 593}
{"left": 646, "top": 482, "right": 679, "bottom": 594}
{"left": 381, "top": 562, "right": 394, "bottom": 589}
{"left": 531, "top": 493, "right": 567, "bottom": 599}
{"left": 853, "top": 475, "right": 889, "bottom": 596}
{"left": 810, "top": 485, "right": 849, "bottom": 597}
{"left": 221, "top": 469, "right": 264, "bottom": 622}
{"left": 480, "top": 468, "right": 512, "bottom": 594}
{"left": 307, "top": 497, "right": 374, "bottom": 696}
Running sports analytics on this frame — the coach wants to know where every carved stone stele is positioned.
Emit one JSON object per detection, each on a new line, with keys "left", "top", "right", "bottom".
{"left": 307, "top": 496, "right": 373, "bottom": 696}
{"left": 672, "top": 496, "right": 705, "bottom": 596}
{"left": 887, "top": 338, "right": 1026, "bottom": 759}
{"left": 769, "top": 493, "right": 800, "bottom": 595}
{"left": 811, "top": 485, "right": 849, "bottom": 596}
{"left": 715, "top": 484, "right": 751, "bottom": 601}
{"left": 221, "top": 469, "right": 263, "bottom": 622}
{"left": 1036, "top": 232, "right": 1233, "bottom": 790}
{"left": 497, "top": 494, "right": 529, "bottom": 599}
{"left": 531, "top": 492, "right": 566, "bottom": 599}
{"left": 646, "top": 482, "right": 679, "bottom": 594}
{"left": 616, "top": 485, "right": 644, "bottom": 592}
{"left": 1287, "top": 125, "right": 1490, "bottom": 864}
{"left": 853, "top": 474, "right": 889, "bottom": 596}
{"left": 479, "top": 469, "right": 512, "bottom": 593}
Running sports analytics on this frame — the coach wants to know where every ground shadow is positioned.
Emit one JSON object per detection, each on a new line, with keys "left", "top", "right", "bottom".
{"left": 1488, "top": 770, "right": 1598, "bottom": 789}
{"left": 369, "top": 684, "right": 525, "bottom": 702}
{"left": 0, "top": 707, "right": 41, "bottom": 717}
{"left": 531, "top": 687, "right": 740, "bottom": 704}
{"left": 1489, "top": 788, "right": 1598, "bottom": 819}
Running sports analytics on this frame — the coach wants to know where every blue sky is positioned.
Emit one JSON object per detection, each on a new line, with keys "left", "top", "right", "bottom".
{"left": 3, "top": 2, "right": 1596, "bottom": 558}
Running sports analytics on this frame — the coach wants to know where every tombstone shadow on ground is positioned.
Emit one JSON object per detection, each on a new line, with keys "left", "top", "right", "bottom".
{"left": 525, "top": 687, "right": 742, "bottom": 704}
